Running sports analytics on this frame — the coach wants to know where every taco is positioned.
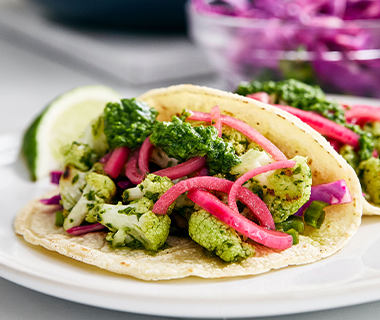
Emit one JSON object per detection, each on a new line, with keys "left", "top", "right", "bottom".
{"left": 235, "top": 78, "right": 380, "bottom": 217}
{"left": 15, "top": 84, "right": 362, "bottom": 281}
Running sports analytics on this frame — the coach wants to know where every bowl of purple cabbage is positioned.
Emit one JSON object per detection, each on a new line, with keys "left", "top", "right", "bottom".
{"left": 187, "top": 0, "right": 380, "bottom": 97}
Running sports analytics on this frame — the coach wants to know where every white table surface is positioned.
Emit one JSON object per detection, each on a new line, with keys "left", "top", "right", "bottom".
{"left": 2, "top": 1, "right": 380, "bottom": 319}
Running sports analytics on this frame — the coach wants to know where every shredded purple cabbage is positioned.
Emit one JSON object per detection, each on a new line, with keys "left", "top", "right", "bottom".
{"left": 66, "top": 223, "right": 107, "bottom": 236}
{"left": 51, "top": 171, "right": 63, "bottom": 185}
{"left": 295, "top": 180, "right": 352, "bottom": 216}
{"left": 191, "top": 0, "right": 380, "bottom": 97}
{"left": 117, "top": 179, "right": 135, "bottom": 189}
{"left": 193, "top": 0, "right": 380, "bottom": 20}
{"left": 40, "top": 194, "right": 62, "bottom": 205}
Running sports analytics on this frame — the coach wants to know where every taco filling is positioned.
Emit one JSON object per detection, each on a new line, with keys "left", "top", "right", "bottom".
{"left": 235, "top": 78, "right": 380, "bottom": 215}
{"left": 15, "top": 84, "right": 361, "bottom": 280}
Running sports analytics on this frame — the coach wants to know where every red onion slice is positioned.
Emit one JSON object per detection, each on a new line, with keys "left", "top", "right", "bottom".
{"left": 186, "top": 110, "right": 287, "bottom": 161}
{"left": 125, "top": 148, "right": 144, "bottom": 185}
{"left": 153, "top": 156, "right": 206, "bottom": 180}
{"left": 210, "top": 105, "right": 222, "bottom": 137}
{"left": 138, "top": 136, "right": 154, "bottom": 175}
{"left": 99, "top": 150, "right": 113, "bottom": 164}
{"left": 228, "top": 161, "right": 297, "bottom": 213}
{"left": 247, "top": 92, "right": 270, "bottom": 104}
{"left": 187, "top": 189, "right": 293, "bottom": 250}
{"left": 66, "top": 223, "right": 107, "bottom": 236}
{"left": 152, "top": 176, "right": 275, "bottom": 229}
{"left": 345, "top": 105, "right": 380, "bottom": 125}
{"left": 104, "top": 146, "right": 130, "bottom": 179}
{"left": 275, "top": 105, "right": 359, "bottom": 148}
{"left": 195, "top": 166, "right": 209, "bottom": 177}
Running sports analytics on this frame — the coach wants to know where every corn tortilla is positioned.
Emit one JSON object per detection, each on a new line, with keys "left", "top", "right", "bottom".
{"left": 14, "top": 84, "right": 362, "bottom": 281}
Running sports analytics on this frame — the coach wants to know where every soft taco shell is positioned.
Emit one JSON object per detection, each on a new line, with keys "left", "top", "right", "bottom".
{"left": 363, "top": 198, "right": 380, "bottom": 216}
{"left": 15, "top": 84, "right": 362, "bottom": 281}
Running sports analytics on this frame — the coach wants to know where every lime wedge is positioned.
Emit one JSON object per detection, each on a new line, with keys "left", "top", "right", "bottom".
{"left": 22, "top": 85, "right": 121, "bottom": 181}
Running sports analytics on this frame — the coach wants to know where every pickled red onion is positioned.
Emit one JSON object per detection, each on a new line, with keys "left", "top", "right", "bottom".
{"left": 99, "top": 151, "right": 113, "bottom": 164}
{"left": 104, "top": 146, "right": 130, "bottom": 179}
{"left": 187, "top": 189, "right": 293, "bottom": 250}
{"left": 247, "top": 92, "right": 270, "bottom": 104}
{"left": 195, "top": 166, "right": 209, "bottom": 177}
{"left": 275, "top": 105, "right": 359, "bottom": 148}
{"left": 345, "top": 105, "right": 380, "bottom": 125}
{"left": 125, "top": 148, "right": 144, "bottom": 185}
{"left": 138, "top": 136, "right": 154, "bottom": 175}
{"left": 152, "top": 176, "right": 275, "bottom": 229}
{"left": 153, "top": 156, "right": 206, "bottom": 180}
{"left": 210, "top": 105, "right": 222, "bottom": 137}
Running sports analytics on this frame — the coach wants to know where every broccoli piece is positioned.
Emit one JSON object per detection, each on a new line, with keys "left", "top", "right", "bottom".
{"left": 150, "top": 147, "right": 178, "bottom": 168}
{"left": 188, "top": 210, "right": 254, "bottom": 262}
{"left": 61, "top": 142, "right": 98, "bottom": 171}
{"left": 358, "top": 157, "right": 380, "bottom": 204}
{"left": 103, "top": 98, "right": 158, "bottom": 149}
{"left": 63, "top": 172, "right": 116, "bottom": 230}
{"left": 94, "top": 198, "right": 171, "bottom": 251}
{"left": 222, "top": 125, "right": 249, "bottom": 156}
{"left": 230, "top": 148, "right": 272, "bottom": 177}
{"left": 59, "top": 165, "right": 87, "bottom": 211}
{"left": 339, "top": 144, "right": 360, "bottom": 171}
{"left": 150, "top": 115, "right": 241, "bottom": 175}
{"left": 235, "top": 79, "right": 346, "bottom": 124}
{"left": 122, "top": 174, "right": 174, "bottom": 203}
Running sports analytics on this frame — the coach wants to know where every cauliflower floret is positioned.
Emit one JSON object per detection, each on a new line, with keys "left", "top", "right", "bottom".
{"left": 63, "top": 172, "right": 116, "bottom": 230}
{"left": 339, "top": 144, "right": 359, "bottom": 171}
{"left": 222, "top": 125, "right": 249, "bottom": 156}
{"left": 95, "top": 199, "right": 171, "bottom": 251}
{"left": 231, "top": 151, "right": 312, "bottom": 223}
{"left": 60, "top": 116, "right": 109, "bottom": 171}
{"left": 61, "top": 142, "right": 98, "bottom": 172}
{"left": 230, "top": 148, "right": 272, "bottom": 176}
{"left": 358, "top": 157, "right": 380, "bottom": 204}
{"left": 59, "top": 165, "right": 87, "bottom": 211}
{"left": 122, "top": 174, "right": 174, "bottom": 203}
{"left": 256, "top": 156, "right": 312, "bottom": 223}
{"left": 188, "top": 210, "right": 255, "bottom": 262}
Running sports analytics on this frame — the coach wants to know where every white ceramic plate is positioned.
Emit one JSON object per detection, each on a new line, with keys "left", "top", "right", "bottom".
{"left": 2, "top": 103, "right": 380, "bottom": 318}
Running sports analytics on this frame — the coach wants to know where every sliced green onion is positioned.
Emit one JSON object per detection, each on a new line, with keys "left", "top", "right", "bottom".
{"left": 275, "top": 215, "right": 305, "bottom": 234}
{"left": 304, "top": 200, "right": 328, "bottom": 229}
{"left": 55, "top": 211, "right": 64, "bottom": 227}
{"left": 285, "top": 228, "right": 299, "bottom": 245}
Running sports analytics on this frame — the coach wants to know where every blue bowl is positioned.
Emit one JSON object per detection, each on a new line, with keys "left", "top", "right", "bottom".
{"left": 30, "top": 0, "right": 187, "bottom": 30}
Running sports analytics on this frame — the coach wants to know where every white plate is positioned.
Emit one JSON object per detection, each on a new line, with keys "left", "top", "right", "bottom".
{"left": 2, "top": 119, "right": 380, "bottom": 319}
